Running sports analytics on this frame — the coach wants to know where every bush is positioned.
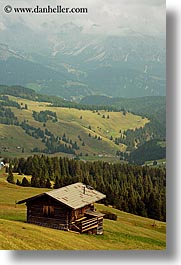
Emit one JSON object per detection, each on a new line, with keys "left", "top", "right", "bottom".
{"left": 21, "top": 177, "right": 30, "bottom": 187}
{"left": 101, "top": 211, "right": 117, "bottom": 221}
{"left": 7, "top": 174, "right": 15, "bottom": 184}
{"left": 16, "top": 179, "right": 21, "bottom": 186}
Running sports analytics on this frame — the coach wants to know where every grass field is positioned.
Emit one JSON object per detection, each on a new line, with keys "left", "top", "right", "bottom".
{"left": 0, "top": 169, "right": 166, "bottom": 250}
{"left": 0, "top": 96, "right": 149, "bottom": 159}
{"left": 0, "top": 124, "right": 45, "bottom": 157}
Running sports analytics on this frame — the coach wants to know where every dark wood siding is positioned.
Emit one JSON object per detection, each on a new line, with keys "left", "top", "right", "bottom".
{"left": 71, "top": 204, "right": 94, "bottom": 222}
{"left": 26, "top": 195, "right": 71, "bottom": 230}
{"left": 24, "top": 195, "right": 103, "bottom": 234}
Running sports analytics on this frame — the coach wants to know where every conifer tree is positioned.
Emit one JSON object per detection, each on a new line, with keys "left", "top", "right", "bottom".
{"left": 7, "top": 164, "right": 15, "bottom": 184}
{"left": 21, "top": 177, "right": 29, "bottom": 187}
{"left": 45, "top": 178, "right": 51, "bottom": 188}
{"left": 16, "top": 179, "right": 21, "bottom": 186}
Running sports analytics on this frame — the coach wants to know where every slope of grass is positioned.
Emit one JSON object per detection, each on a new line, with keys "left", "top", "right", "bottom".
{"left": 0, "top": 217, "right": 166, "bottom": 250}
{"left": 0, "top": 124, "right": 45, "bottom": 157}
{"left": 0, "top": 96, "right": 149, "bottom": 159}
{"left": 0, "top": 169, "right": 166, "bottom": 250}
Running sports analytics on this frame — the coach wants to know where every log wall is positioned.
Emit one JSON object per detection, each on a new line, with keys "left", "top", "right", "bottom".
{"left": 71, "top": 204, "right": 94, "bottom": 222}
{"left": 25, "top": 195, "right": 103, "bottom": 234}
{"left": 26, "top": 195, "right": 71, "bottom": 230}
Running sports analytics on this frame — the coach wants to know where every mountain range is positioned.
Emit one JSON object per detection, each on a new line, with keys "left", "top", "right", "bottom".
{"left": 0, "top": 22, "right": 165, "bottom": 100}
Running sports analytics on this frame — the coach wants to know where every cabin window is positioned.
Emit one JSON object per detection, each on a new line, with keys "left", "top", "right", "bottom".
{"left": 43, "top": 205, "right": 54, "bottom": 217}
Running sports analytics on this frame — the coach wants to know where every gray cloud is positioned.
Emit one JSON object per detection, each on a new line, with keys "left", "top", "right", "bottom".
{"left": 112, "top": 0, "right": 165, "bottom": 6}
{"left": 0, "top": 0, "right": 165, "bottom": 36}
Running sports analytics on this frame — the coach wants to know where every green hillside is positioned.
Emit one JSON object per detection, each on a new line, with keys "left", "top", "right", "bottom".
{"left": 0, "top": 169, "right": 166, "bottom": 250}
{"left": 129, "top": 139, "right": 166, "bottom": 165}
{"left": 0, "top": 85, "right": 166, "bottom": 165}
{"left": 80, "top": 95, "right": 166, "bottom": 118}
{"left": 0, "top": 94, "right": 149, "bottom": 160}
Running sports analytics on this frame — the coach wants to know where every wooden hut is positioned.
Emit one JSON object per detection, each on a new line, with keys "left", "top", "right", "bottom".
{"left": 17, "top": 182, "right": 106, "bottom": 235}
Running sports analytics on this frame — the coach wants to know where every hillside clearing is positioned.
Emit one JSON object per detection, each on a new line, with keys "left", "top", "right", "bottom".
{"left": 0, "top": 171, "right": 166, "bottom": 250}
{"left": 0, "top": 217, "right": 166, "bottom": 250}
{"left": 0, "top": 95, "right": 149, "bottom": 159}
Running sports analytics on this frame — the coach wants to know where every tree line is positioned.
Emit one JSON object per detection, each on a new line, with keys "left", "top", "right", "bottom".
{"left": 0, "top": 106, "right": 19, "bottom": 125}
{"left": 8, "top": 155, "right": 166, "bottom": 221}
{"left": 0, "top": 85, "right": 120, "bottom": 112}
{"left": 21, "top": 122, "right": 79, "bottom": 154}
{"left": 32, "top": 110, "right": 58, "bottom": 123}
{"left": 0, "top": 87, "right": 166, "bottom": 164}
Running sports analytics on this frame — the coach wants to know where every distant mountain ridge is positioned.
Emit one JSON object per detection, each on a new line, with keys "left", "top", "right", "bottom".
{"left": 0, "top": 22, "right": 165, "bottom": 100}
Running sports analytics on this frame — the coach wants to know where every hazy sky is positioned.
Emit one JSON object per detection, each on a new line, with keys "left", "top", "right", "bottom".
{"left": 0, "top": 0, "right": 165, "bottom": 36}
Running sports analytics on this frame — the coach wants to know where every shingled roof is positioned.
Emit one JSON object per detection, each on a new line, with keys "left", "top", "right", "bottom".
{"left": 17, "top": 182, "right": 106, "bottom": 209}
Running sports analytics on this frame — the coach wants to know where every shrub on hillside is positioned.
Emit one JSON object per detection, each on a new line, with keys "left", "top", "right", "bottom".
{"left": 7, "top": 174, "right": 15, "bottom": 184}
{"left": 101, "top": 211, "right": 117, "bottom": 221}
{"left": 21, "top": 177, "right": 30, "bottom": 187}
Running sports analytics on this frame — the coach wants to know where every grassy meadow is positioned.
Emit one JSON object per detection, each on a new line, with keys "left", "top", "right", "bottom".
{"left": 0, "top": 96, "right": 149, "bottom": 159}
{"left": 0, "top": 169, "right": 166, "bottom": 250}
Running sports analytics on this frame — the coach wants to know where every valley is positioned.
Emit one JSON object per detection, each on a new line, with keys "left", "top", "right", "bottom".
{"left": 0, "top": 85, "right": 166, "bottom": 164}
{"left": 0, "top": 94, "right": 148, "bottom": 159}
{"left": 0, "top": 1, "right": 166, "bottom": 252}
{"left": 0, "top": 22, "right": 165, "bottom": 100}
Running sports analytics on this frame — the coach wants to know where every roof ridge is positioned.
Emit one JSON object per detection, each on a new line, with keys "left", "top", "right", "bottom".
{"left": 45, "top": 182, "right": 84, "bottom": 194}
{"left": 17, "top": 182, "right": 106, "bottom": 209}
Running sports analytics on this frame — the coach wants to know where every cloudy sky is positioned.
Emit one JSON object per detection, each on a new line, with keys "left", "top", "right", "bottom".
{"left": 0, "top": 0, "right": 165, "bottom": 36}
